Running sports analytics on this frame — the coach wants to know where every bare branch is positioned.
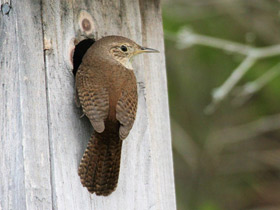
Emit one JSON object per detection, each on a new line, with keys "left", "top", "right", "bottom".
{"left": 177, "top": 28, "right": 280, "bottom": 58}
{"left": 177, "top": 28, "right": 253, "bottom": 55}
{"left": 204, "top": 56, "right": 256, "bottom": 114}
{"left": 175, "top": 28, "right": 280, "bottom": 113}
{"left": 254, "top": 45, "right": 280, "bottom": 58}
{"left": 232, "top": 62, "right": 280, "bottom": 105}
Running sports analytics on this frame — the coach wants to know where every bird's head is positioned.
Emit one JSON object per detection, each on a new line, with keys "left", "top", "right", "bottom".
{"left": 96, "top": 36, "right": 159, "bottom": 69}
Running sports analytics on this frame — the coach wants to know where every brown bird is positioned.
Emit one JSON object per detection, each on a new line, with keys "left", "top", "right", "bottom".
{"left": 75, "top": 35, "right": 158, "bottom": 196}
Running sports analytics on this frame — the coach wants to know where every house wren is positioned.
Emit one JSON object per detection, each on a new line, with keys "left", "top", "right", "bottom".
{"left": 75, "top": 35, "right": 158, "bottom": 196}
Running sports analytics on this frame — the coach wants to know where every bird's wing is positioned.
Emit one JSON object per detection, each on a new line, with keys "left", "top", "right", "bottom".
{"left": 76, "top": 67, "right": 109, "bottom": 133}
{"left": 116, "top": 74, "right": 138, "bottom": 140}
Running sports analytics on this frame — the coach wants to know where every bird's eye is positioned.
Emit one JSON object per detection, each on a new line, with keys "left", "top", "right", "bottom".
{"left": 120, "top": 45, "right": 127, "bottom": 52}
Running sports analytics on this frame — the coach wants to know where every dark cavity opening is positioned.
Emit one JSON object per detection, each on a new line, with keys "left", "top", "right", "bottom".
{"left": 73, "top": 38, "right": 95, "bottom": 77}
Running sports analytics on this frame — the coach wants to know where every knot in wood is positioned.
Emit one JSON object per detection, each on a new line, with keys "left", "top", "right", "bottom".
{"left": 78, "top": 10, "right": 94, "bottom": 35}
{"left": 1, "top": 3, "right": 11, "bottom": 15}
{"left": 82, "top": 19, "right": 91, "bottom": 31}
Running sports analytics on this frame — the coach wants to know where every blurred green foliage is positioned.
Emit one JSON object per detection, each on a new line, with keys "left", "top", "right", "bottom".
{"left": 162, "top": 1, "right": 280, "bottom": 209}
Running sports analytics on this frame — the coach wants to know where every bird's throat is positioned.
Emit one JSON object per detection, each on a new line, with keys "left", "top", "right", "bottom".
{"left": 122, "top": 60, "right": 133, "bottom": 70}
{"left": 114, "top": 57, "right": 133, "bottom": 70}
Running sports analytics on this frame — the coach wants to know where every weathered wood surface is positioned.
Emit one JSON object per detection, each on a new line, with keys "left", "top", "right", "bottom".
{"left": 0, "top": 0, "right": 176, "bottom": 209}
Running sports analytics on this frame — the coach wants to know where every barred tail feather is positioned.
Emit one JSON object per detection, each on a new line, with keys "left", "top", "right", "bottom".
{"left": 78, "top": 130, "right": 122, "bottom": 196}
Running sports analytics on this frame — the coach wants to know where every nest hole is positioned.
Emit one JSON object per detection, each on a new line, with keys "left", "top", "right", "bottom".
{"left": 73, "top": 38, "right": 95, "bottom": 76}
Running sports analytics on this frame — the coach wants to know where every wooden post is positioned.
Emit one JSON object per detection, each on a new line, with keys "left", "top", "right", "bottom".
{"left": 0, "top": 0, "right": 176, "bottom": 209}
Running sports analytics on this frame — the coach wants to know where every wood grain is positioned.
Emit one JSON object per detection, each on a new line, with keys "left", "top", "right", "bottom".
{"left": 0, "top": 0, "right": 52, "bottom": 209}
{"left": 0, "top": 0, "right": 176, "bottom": 209}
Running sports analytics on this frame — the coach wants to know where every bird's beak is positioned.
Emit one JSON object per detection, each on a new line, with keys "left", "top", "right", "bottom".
{"left": 139, "top": 46, "right": 160, "bottom": 53}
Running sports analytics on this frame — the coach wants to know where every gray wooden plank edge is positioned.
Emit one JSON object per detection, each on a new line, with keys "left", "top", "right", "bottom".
{"left": 0, "top": 0, "right": 52, "bottom": 209}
